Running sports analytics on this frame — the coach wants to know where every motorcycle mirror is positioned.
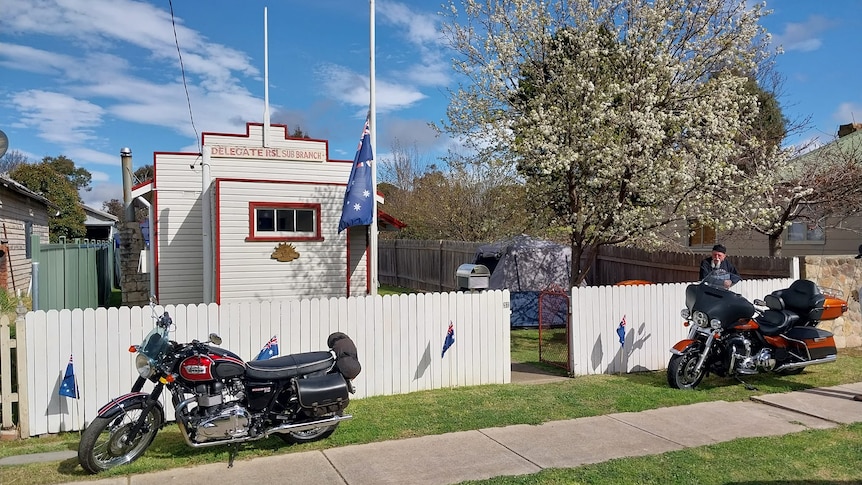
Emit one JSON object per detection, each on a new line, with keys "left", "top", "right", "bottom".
{"left": 209, "top": 333, "right": 222, "bottom": 345}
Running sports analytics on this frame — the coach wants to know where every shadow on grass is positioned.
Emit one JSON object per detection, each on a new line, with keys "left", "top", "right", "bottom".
{"left": 618, "top": 367, "right": 818, "bottom": 394}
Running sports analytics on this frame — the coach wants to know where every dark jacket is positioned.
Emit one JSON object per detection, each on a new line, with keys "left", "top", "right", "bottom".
{"left": 699, "top": 258, "right": 741, "bottom": 282}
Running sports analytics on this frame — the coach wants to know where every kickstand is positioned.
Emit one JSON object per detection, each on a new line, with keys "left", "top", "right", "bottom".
{"left": 735, "top": 376, "right": 758, "bottom": 391}
{"left": 227, "top": 443, "right": 237, "bottom": 468}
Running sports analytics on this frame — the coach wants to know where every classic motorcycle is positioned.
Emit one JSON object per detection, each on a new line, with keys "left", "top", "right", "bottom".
{"left": 667, "top": 270, "right": 848, "bottom": 390}
{"left": 78, "top": 299, "right": 361, "bottom": 473}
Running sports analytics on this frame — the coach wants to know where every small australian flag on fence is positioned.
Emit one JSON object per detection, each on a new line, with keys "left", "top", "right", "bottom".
{"left": 441, "top": 322, "right": 455, "bottom": 358}
{"left": 59, "top": 354, "right": 79, "bottom": 399}
{"left": 616, "top": 315, "right": 627, "bottom": 346}
{"left": 255, "top": 336, "right": 279, "bottom": 361}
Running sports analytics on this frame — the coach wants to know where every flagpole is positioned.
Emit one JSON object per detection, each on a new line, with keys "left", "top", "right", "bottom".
{"left": 263, "top": 7, "right": 271, "bottom": 148}
{"left": 369, "top": 0, "right": 378, "bottom": 296}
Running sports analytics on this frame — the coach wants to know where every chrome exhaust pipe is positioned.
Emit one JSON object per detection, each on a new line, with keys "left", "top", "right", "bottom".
{"left": 263, "top": 414, "right": 352, "bottom": 438}
{"left": 773, "top": 355, "right": 836, "bottom": 372}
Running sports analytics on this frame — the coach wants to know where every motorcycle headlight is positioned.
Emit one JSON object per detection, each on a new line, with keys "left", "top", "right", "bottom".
{"left": 692, "top": 311, "right": 708, "bottom": 327}
{"left": 135, "top": 353, "right": 155, "bottom": 379}
{"left": 680, "top": 309, "right": 690, "bottom": 319}
{"left": 710, "top": 319, "right": 722, "bottom": 331}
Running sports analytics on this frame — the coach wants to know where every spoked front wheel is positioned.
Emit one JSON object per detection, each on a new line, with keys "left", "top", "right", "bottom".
{"left": 78, "top": 402, "right": 163, "bottom": 473}
{"left": 667, "top": 351, "right": 706, "bottom": 390}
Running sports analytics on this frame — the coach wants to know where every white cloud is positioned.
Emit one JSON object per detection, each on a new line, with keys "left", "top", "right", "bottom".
{"left": 81, "top": 182, "right": 122, "bottom": 208}
{"left": 0, "top": 43, "right": 75, "bottom": 74}
{"left": 11, "top": 90, "right": 105, "bottom": 145}
{"left": 378, "top": 1, "right": 445, "bottom": 47}
{"left": 772, "top": 15, "right": 834, "bottom": 53}
{"left": 65, "top": 147, "right": 119, "bottom": 167}
{"left": 315, "top": 64, "right": 427, "bottom": 113}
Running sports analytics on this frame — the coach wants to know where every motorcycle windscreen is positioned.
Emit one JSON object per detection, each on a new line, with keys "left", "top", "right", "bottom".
{"left": 689, "top": 284, "right": 755, "bottom": 327}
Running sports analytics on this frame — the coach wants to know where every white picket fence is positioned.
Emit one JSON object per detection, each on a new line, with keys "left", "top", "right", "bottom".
{"left": 17, "top": 278, "right": 800, "bottom": 437}
{"left": 570, "top": 278, "right": 794, "bottom": 375}
{"left": 21, "top": 290, "right": 512, "bottom": 437}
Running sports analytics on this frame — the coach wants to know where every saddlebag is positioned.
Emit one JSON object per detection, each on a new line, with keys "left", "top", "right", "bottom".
{"left": 785, "top": 327, "right": 837, "bottom": 360}
{"left": 295, "top": 373, "right": 349, "bottom": 415}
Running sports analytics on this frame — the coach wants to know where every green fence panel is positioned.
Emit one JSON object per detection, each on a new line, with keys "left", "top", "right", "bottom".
{"left": 31, "top": 236, "right": 112, "bottom": 310}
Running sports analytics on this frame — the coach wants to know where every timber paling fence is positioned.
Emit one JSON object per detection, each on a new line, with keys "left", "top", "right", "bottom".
{"left": 379, "top": 239, "right": 794, "bottom": 291}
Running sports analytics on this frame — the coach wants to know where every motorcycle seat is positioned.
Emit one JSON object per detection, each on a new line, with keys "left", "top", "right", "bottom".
{"left": 245, "top": 351, "right": 335, "bottom": 380}
{"left": 772, "top": 280, "right": 826, "bottom": 325}
{"left": 755, "top": 309, "right": 800, "bottom": 336}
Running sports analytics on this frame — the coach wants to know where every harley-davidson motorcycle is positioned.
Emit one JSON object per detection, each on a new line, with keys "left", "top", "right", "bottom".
{"left": 667, "top": 270, "right": 848, "bottom": 390}
{"left": 78, "top": 300, "right": 361, "bottom": 473}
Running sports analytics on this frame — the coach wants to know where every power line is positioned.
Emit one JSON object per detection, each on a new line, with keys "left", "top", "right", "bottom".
{"left": 168, "top": 0, "right": 200, "bottom": 154}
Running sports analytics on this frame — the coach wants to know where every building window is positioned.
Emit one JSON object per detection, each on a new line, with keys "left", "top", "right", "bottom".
{"left": 247, "top": 202, "right": 323, "bottom": 242}
{"left": 786, "top": 220, "right": 825, "bottom": 244}
{"left": 688, "top": 219, "right": 716, "bottom": 248}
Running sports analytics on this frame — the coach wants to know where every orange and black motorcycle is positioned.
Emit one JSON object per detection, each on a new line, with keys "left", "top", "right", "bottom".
{"left": 668, "top": 270, "right": 847, "bottom": 389}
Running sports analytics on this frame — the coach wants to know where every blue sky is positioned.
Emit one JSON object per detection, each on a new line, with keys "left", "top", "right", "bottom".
{"left": 1, "top": 1, "right": 860, "bottom": 209}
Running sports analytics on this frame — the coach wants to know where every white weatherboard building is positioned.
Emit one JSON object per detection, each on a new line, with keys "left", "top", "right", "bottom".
{"left": 137, "top": 123, "right": 397, "bottom": 305}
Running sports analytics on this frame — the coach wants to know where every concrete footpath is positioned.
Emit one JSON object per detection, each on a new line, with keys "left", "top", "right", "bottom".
{"left": 5, "top": 375, "right": 862, "bottom": 485}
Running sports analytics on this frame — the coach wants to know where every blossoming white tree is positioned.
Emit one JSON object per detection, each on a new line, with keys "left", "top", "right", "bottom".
{"left": 440, "top": 0, "right": 773, "bottom": 284}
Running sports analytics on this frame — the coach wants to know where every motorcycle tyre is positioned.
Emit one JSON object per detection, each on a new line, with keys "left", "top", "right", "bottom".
{"left": 667, "top": 351, "right": 706, "bottom": 390}
{"left": 277, "top": 412, "right": 340, "bottom": 444}
{"left": 78, "top": 402, "right": 162, "bottom": 474}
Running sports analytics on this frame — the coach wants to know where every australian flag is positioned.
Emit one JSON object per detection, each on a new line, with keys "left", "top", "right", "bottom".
{"left": 616, "top": 315, "right": 627, "bottom": 346}
{"left": 441, "top": 322, "right": 455, "bottom": 358}
{"left": 338, "top": 117, "right": 375, "bottom": 233}
{"left": 255, "top": 336, "right": 279, "bottom": 361}
{"left": 59, "top": 354, "right": 79, "bottom": 399}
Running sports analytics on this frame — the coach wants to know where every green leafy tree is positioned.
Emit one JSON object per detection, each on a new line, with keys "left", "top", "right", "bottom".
{"left": 10, "top": 157, "right": 89, "bottom": 242}
{"left": 440, "top": 0, "right": 772, "bottom": 284}
{"left": 42, "top": 154, "right": 92, "bottom": 192}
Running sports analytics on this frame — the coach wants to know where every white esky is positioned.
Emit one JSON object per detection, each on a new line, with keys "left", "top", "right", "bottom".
{"left": 1, "top": 0, "right": 860, "bottom": 207}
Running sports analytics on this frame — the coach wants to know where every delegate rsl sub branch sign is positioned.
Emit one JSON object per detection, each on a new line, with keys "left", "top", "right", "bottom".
{"left": 209, "top": 145, "right": 326, "bottom": 162}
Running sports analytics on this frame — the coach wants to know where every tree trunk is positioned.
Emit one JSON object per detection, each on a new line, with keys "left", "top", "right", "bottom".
{"left": 768, "top": 232, "right": 782, "bottom": 257}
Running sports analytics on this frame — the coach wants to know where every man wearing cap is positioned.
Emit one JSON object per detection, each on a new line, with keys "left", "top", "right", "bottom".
{"left": 699, "top": 244, "right": 741, "bottom": 285}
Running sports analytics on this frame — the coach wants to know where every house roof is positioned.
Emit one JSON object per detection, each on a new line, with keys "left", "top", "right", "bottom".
{"left": 81, "top": 203, "right": 119, "bottom": 226}
{"left": 792, "top": 127, "right": 862, "bottom": 168}
{"left": 378, "top": 209, "right": 406, "bottom": 231}
{"left": 0, "top": 173, "right": 52, "bottom": 207}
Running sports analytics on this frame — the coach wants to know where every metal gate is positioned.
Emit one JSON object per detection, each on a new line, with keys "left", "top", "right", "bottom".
{"left": 538, "top": 284, "right": 570, "bottom": 373}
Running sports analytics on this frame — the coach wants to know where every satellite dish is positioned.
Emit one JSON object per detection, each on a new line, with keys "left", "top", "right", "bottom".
{"left": 0, "top": 130, "right": 7, "bottom": 158}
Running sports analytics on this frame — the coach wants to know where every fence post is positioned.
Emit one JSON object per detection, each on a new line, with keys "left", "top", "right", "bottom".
{"left": 439, "top": 240, "right": 444, "bottom": 292}
{"left": 14, "top": 300, "right": 28, "bottom": 438}
{"left": 0, "top": 315, "right": 13, "bottom": 430}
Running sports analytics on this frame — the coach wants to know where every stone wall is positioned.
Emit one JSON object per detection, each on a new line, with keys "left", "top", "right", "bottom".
{"left": 801, "top": 255, "right": 862, "bottom": 348}
{"left": 118, "top": 221, "right": 150, "bottom": 307}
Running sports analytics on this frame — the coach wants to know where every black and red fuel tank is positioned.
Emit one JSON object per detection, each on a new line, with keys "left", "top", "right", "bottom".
{"left": 178, "top": 347, "right": 245, "bottom": 383}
